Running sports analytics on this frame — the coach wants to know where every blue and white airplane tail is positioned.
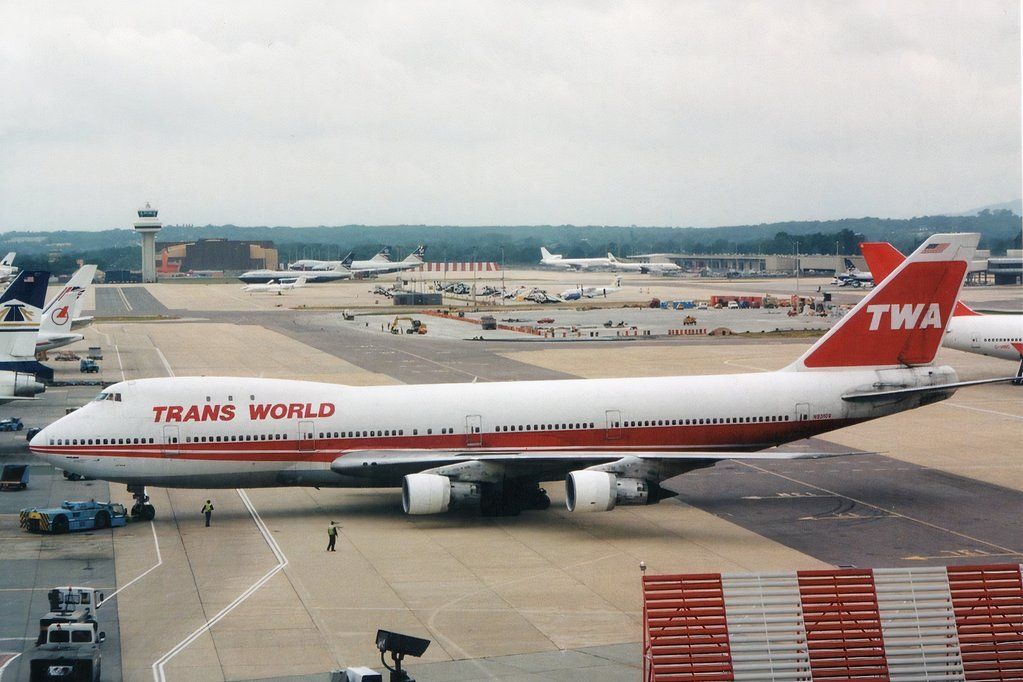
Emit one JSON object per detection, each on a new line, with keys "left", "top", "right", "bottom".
{"left": 0, "top": 270, "right": 53, "bottom": 380}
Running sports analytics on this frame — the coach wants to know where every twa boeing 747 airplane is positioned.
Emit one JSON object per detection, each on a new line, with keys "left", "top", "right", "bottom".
{"left": 30, "top": 234, "right": 1008, "bottom": 521}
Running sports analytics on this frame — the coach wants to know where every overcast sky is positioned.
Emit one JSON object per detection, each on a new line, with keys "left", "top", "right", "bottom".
{"left": 0, "top": 1, "right": 1019, "bottom": 230}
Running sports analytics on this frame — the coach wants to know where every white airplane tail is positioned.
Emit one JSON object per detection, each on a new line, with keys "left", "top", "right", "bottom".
{"left": 370, "top": 247, "right": 392, "bottom": 263}
{"left": 0, "top": 252, "right": 15, "bottom": 267}
{"left": 293, "top": 276, "right": 308, "bottom": 288}
{"left": 40, "top": 265, "right": 97, "bottom": 336}
{"left": 403, "top": 245, "right": 427, "bottom": 264}
{"left": 540, "top": 247, "right": 558, "bottom": 261}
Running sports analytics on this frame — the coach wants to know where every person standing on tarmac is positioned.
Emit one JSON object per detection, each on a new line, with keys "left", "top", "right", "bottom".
{"left": 327, "top": 521, "right": 340, "bottom": 551}
{"left": 202, "top": 499, "right": 214, "bottom": 527}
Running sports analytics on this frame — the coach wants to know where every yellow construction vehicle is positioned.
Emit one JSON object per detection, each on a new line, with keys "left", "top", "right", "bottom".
{"left": 390, "top": 317, "right": 428, "bottom": 335}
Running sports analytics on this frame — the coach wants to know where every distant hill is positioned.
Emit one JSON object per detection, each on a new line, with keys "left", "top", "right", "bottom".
{"left": 2, "top": 210, "right": 1020, "bottom": 273}
{"left": 947, "top": 199, "right": 1023, "bottom": 216}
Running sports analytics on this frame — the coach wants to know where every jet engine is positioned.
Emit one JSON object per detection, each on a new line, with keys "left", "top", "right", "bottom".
{"left": 402, "top": 473, "right": 482, "bottom": 515}
{"left": 565, "top": 471, "right": 651, "bottom": 512}
{"left": 0, "top": 372, "right": 45, "bottom": 399}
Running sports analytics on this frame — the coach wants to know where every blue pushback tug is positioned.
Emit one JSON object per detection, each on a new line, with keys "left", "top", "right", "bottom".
{"left": 20, "top": 500, "right": 128, "bottom": 534}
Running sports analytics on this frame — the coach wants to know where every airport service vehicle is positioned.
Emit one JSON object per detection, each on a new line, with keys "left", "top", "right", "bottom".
{"left": 390, "top": 317, "right": 427, "bottom": 335}
{"left": 29, "top": 234, "right": 1013, "bottom": 519}
{"left": 79, "top": 359, "right": 99, "bottom": 374}
{"left": 1, "top": 463, "right": 29, "bottom": 489}
{"left": 20, "top": 500, "right": 128, "bottom": 533}
{"left": 861, "top": 241, "right": 1023, "bottom": 381}
{"left": 86, "top": 348, "right": 102, "bottom": 360}
{"left": 291, "top": 246, "right": 428, "bottom": 275}
{"left": 35, "top": 587, "right": 104, "bottom": 646}
{"left": 36, "top": 265, "right": 97, "bottom": 353}
{"left": 0, "top": 416, "right": 24, "bottom": 431}
{"left": 606, "top": 253, "right": 682, "bottom": 274}
{"left": 30, "top": 623, "right": 105, "bottom": 682}
{"left": 539, "top": 247, "right": 612, "bottom": 270}
{"left": 242, "top": 276, "right": 309, "bottom": 294}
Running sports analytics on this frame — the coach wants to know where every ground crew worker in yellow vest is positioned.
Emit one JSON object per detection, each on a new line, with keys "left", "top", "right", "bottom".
{"left": 202, "top": 499, "right": 214, "bottom": 527}
{"left": 327, "top": 521, "right": 340, "bottom": 551}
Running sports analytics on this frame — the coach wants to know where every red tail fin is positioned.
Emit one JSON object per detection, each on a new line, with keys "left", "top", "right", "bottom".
{"left": 789, "top": 233, "right": 979, "bottom": 370}
{"left": 861, "top": 241, "right": 980, "bottom": 318}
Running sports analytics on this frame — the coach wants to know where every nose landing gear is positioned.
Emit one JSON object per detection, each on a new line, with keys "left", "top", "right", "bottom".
{"left": 127, "top": 484, "right": 156, "bottom": 521}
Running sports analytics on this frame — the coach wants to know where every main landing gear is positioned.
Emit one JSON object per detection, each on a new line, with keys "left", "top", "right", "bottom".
{"left": 480, "top": 483, "right": 551, "bottom": 517}
{"left": 127, "top": 484, "right": 156, "bottom": 521}
{"left": 1013, "top": 358, "right": 1023, "bottom": 387}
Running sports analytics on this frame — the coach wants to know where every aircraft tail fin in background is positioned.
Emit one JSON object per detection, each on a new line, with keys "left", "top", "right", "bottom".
{"left": 0, "top": 252, "right": 15, "bottom": 267}
{"left": 0, "top": 270, "right": 54, "bottom": 380}
{"left": 787, "top": 234, "right": 978, "bottom": 370}
{"left": 403, "top": 245, "right": 426, "bottom": 263}
{"left": 40, "top": 265, "right": 97, "bottom": 336}
{"left": 862, "top": 242, "right": 981, "bottom": 318}
{"left": 540, "top": 247, "right": 555, "bottom": 260}
{"left": 340, "top": 252, "right": 354, "bottom": 268}
{"left": 370, "top": 247, "right": 392, "bottom": 263}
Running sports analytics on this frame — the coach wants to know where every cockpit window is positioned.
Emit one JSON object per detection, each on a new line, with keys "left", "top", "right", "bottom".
{"left": 93, "top": 392, "right": 108, "bottom": 402}
{"left": 93, "top": 392, "right": 122, "bottom": 402}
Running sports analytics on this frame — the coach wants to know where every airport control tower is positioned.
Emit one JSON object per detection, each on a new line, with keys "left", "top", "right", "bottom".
{"left": 133, "top": 203, "right": 162, "bottom": 283}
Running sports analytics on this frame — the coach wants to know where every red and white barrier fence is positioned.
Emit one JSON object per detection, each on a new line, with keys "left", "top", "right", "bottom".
{"left": 643, "top": 563, "right": 1023, "bottom": 681}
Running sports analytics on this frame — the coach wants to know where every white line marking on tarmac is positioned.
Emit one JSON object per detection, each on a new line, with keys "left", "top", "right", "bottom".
{"left": 154, "top": 348, "right": 174, "bottom": 377}
{"left": 117, "top": 288, "right": 133, "bottom": 311}
{"left": 738, "top": 461, "right": 1022, "bottom": 556}
{"left": 99, "top": 331, "right": 126, "bottom": 381}
{"left": 151, "top": 490, "right": 288, "bottom": 682}
{"left": 723, "top": 358, "right": 771, "bottom": 372}
{"left": 0, "top": 653, "right": 21, "bottom": 680}
{"left": 942, "top": 403, "right": 1023, "bottom": 420}
{"left": 98, "top": 522, "right": 161, "bottom": 609}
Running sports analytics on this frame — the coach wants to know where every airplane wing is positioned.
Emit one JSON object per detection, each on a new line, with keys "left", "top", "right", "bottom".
{"left": 331, "top": 448, "right": 861, "bottom": 481}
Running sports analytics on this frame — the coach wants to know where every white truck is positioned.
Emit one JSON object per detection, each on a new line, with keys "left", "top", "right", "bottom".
{"left": 29, "top": 622, "right": 105, "bottom": 681}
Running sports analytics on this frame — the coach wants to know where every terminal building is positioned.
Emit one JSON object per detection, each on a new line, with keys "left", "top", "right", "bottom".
{"left": 156, "top": 238, "right": 278, "bottom": 275}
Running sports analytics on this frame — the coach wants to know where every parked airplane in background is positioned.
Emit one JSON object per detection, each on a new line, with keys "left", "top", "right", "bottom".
{"left": 0, "top": 253, "right": 17, "bottom": 283}
{"left": 0, "top": 270, "right": 49, "bottom": 402}
{"left": 560, "top": 278, "right": 622, "bottom": 300}
{"left": 239, "top": 266, "right": 350, "bottom": 284}
{"left": 37, "top": 265, "right": 97, "bottom": 353}
{"left": 243, "top": 276, "right": 308, "bottom": 294}
{"left": 31, "top": 233, "right": 1012, "bottom": 521}
{"left": 289, "top": 246, "right": 427, "bottom": 275}
{"left": 833, "top": 258, "right": 874, "bottom": 287}
{"left": 861, "top": 241, "right": 1023, "bottom": 383}
{"left": 607, "top": 253, "right": 681, "bottom": 274}
{"left": 540, "top": 247, "right": 611, "bottom": 270}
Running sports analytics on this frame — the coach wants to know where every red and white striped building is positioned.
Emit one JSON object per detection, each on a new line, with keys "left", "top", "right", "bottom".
{"left": 413, "top": 262, "right": 500, "bottom": 273}
{"left": 643, "top": 563, "right": 1023, "bottom": 681}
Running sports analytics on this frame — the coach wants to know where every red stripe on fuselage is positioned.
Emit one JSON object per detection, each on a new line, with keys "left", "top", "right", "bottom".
{"left": 32, "top": 419, "right": 860, "bottom": 462}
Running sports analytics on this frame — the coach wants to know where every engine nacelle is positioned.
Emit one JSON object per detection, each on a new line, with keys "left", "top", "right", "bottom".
{"left": 565, "top": 471, "right": 651, "bottom": 512}
{"left": 0, "top": 372, "right": 45, "bottom": 398}
{"left": 402, "top": 474, "right": 482, "bottom": 515}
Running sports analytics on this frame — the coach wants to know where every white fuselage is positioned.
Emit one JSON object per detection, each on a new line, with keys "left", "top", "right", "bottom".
{"left": 30, "top": 366, "right": 956, "bottom": 489}
{"left": 541, "top": 256, "right": 612, "bottom": 270}
{"left": 944, "top": 314, "right": 1023, "bottom": 361}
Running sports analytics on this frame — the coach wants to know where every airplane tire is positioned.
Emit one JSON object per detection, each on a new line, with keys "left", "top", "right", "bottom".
{"left": 140, "top": 504, "right": 156, "bottom": 521}
{"left": 51, "top": 515, "right": 69, "bottom": 534}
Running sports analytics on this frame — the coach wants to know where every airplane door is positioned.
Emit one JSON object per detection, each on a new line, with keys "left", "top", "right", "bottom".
{"left": 795, "top": 402, "right": 810, "bottom": 422}
{"left": 162, "top": 425, "right": 180, "bottom": 456}
{"left": 465, "top": 415, "right": 482, "bottom": 447}
{"left": 605, "top": 410, "right": 622, "bottom": 440}
{"left": 298, "top": 420, "right": 315, "bottom": 451}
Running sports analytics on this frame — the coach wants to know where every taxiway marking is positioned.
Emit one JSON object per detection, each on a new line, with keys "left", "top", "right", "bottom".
{"left": 739, "top": 461, "right": 1021, "bottom": 556}
{"left": 117, "top": 288, "right": 133, "bottom": 312}
{"left": 942, "top": 402, "right": 1023, "bottom": 420}
{"left": 98, "top": 521, "right": 162, "bottom": 609}
{"left": 151, "top": 489, "right": 288, "bottom": 682}
{"left": 0, "top": 653, "right": 21, "bottom": 681}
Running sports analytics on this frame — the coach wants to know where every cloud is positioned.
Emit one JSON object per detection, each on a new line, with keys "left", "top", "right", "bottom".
{"left": 0, "top": 0, "right": 1018, "bottom": 229}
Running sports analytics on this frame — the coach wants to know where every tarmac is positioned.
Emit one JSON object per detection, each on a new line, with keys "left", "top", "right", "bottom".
{"left": 0, "top": 271, "right": 1019, "bottom": 681}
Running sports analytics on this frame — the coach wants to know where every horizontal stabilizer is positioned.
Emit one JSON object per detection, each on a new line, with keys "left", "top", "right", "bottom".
{"left": 841, "top": 376, "right": 1018, "bottom": 402}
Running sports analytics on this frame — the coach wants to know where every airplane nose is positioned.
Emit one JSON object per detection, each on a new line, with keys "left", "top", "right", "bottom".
{"left": 29, "top": 426, "right": 47, "bottom": 450}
